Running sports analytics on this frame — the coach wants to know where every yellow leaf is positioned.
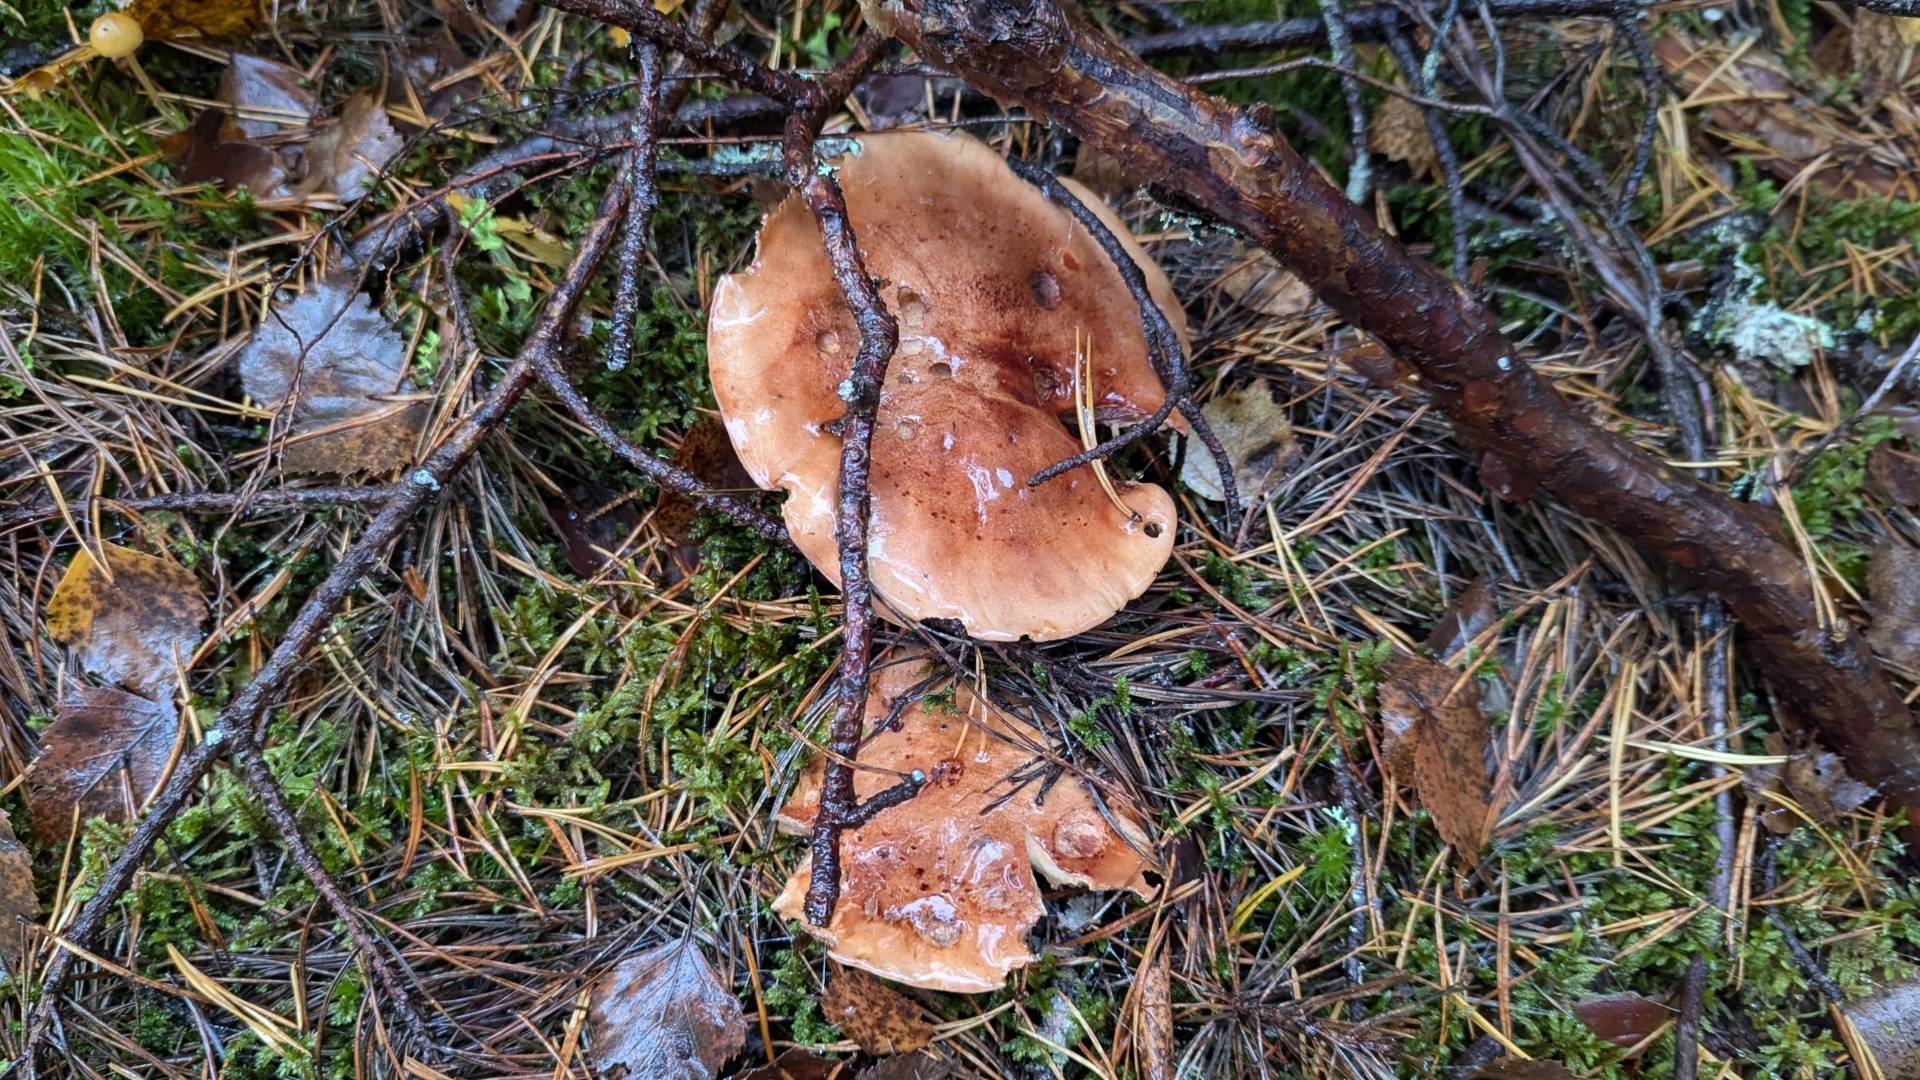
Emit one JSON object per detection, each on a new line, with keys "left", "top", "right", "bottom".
{"left": 124, "top": 0, "right": 262, "bottom": 40}
{"left": 46, "top": 543, "right": 206, "bottom": 697}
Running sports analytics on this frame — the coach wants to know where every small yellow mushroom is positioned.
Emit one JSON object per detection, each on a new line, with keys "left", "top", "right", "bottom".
{"left": 88, "top": 12, "right": 145, "bottom": 59}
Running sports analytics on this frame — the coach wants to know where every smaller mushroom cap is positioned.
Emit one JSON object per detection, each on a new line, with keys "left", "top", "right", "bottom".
{"left": 774, "top": 656, "right": 1153, "bottom": 992}
{"left": 710, "top": 130, "right": 1186, "bottom": 641}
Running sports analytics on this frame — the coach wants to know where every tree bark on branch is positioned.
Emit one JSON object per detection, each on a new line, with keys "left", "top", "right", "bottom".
{"left": 870, "top": 0, "right": 1920, "bottom": 821}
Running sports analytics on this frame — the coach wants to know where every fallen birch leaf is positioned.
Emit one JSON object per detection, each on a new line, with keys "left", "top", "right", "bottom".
{"left": 774, "top": 657, "right": 1153, "bottom": 992}
{"left": 1867, "top": 543, "right": 1920, "bottom": 669}
{"left": 46, "top": 543, "right": 206, "bottom": 697}
{"left": 1471, "top": 1060, "right": 1581, "bottom": 1080}
{"left": 1425, "top": 579, "right": 1500, "bottom": 663}
{"left": 296, "top": 89, "right": 404, "bottom": 199}
{"left": 1370, "top": 94, "right": 1438, "bottom": 180}
{"left": 25, "top": 686, "right": 180, "bottom": 842}
{"left": 0, "top": 812, "right": 39, "bottom": 980}
{"left": 1178, "top": 380, "right": 1297, "bottom": 503}
{"left": 1380, "top": 654, "right": 1494, "bottom": 859}
{"left": 550, "top": 483, "right": 641, "bottom": 578}
{"left": 732, "top": 1050, "right": 842, "bottom": 1079}
{"left": 1573, "top": 993, "right": 1671, "bottom": 1050}
{"left": 858, "top": 1054, "right": 953, "bottom": 1080}
{"left": 1871, "top": 442, "right": 1920, "bottom": 508}
{"left": 653, "top": 414, "right": 755, "bottom": 580}
{"left": 124, "top": 0, "right": 262, "bottom": 41}
{"left": 219, "top": 53, "right": 315, "bottom": 138}
{"left": 237, "top": 275, "right": 426, "bottom": 474}
{"left": 820, "top": 968, "right": 932, "bottom": 1056}
{"left": 1844, "top": 979, "right": 1920, "bottom": 1079}
{"left": 159, "top": 109, "right": 289, "bottom": 198}
{"left": 1217, "top": 250, "right": 1315, "bottom": 319}
{"left": 589, "top": 938, "right": 746, "bottom": 1079}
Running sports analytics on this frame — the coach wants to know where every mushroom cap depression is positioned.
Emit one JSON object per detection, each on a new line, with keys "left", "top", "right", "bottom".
{"left": 773, "top": 656, "right": 1153, "bottom": 992}
{"left": 708, "top": 130, "right": 1185, "bottom": 641}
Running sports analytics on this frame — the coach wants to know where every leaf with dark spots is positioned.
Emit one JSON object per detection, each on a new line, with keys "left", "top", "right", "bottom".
{"left": 731, "top": 1049, "right": 844, "bottom": 1080}
{"left": 158, "top": 109, "right": 289, "bottom": 198}
{"left": 1867, "top": 543, "right": 1920, "bottom": 670}
{"left": 1178, "top": 380, "right": 1298, "bottom": 503}
{"left": 1572, "top": 993, "right": 1671, "bottom": 1050}
{"left": 1380, "top": 654, "right": 1494, "bottom": 859}
{"left": 1425, "top": 579, "right": 1500, "bottom": 663}
{"left": 295, "top": 89, "right": 404, "bottom": 200}
{"left": 588, "top": 938, "right": 746, "bottom": 1079}
{"left": 1845, "top": 979, "right": 1920, "bottom": 1079}
{"left": 25, "top": 686, "right": 180, "bottom": 843}
{"left": 218, "top": 53, "right": 315, "bottom": 138}
{"left": 236, "top": 275, "right": 426, "bottom": 475}
{"left": 1783, "top": 749, "right": 1877, "bottom": 823}
{"left": 46, "top": 543, "right": 207, "bottom": 697}
{"left": 1470, "top": 1059, "right": 1581, "bottom": 1079}
{"left": 820, "top": 968, "right": 933, "bottom": 1056}
{"left": 653, "top": 414, "right": 756, "bottom": 581}
{"left": 0, "top": 812, "right": 39, "bottom": 980}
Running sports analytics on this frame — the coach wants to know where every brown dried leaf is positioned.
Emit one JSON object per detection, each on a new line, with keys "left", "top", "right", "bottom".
{"left": 296, "top": 89, "right": 404, "bottom": 199}
{"left": 857, "top": 1054, "right": 953, "bottom": 1080}
{"left": 1218, "top": 250, "right": 1314, "bottom": 319}
{"left": 820, "top": 968, "right": 932, "bottom": 1055}
{"left": 158, "top": 109, "right": 289, "bottom": 198}
{"left": 1425, "top": 579, "right": 1500, "bottom": 663}
{"left": 732, "top": 1049, "right": 844, "bottom": 1080}
{"left": 236, "top": 275, "right": 425, "bottom": 474}
{"left": 433, "top": 0, "right": 527, "bottom": 38}
{"left": 1845, "top": 979, "right": 1920, "bottom": 1079}
{"left": 1852, "top": 10, "right": 1916, "bottom": 105}
{"left": 25, "top": 686, "right": 180, "bottom": 843}
{"left": 0, "top": 811, "right": 40, "bottom": 980}
{"left": 1868, "top": 543, "right": 1920, "bottom": 670}
{"left": 1471, "top": 1059, "right": 1581, "bottom": 1080}
{"left": 1782, "top": 749, "right": 1877, "bottom": 823}
{"left": 589, "top": 938, "right": 746, "bottom": 1080}
{"left": 46, "top": 543, "right": 206, "bottom": 697}
{"left": 1370, "top": 94, "right": 1438, "bottom": 180}
{"left": 125, "top": 0, "right": 261, "bottom": 40}
{"left": 386, "top": 38, "right": 479, "bottom": 133}
{"left": 1573, "top": 993, "right": 1670, "bottom": 1050}
{"left": 654, "top": 414, "right": 756, "bottom": 580}
{"left": 219, "top": 53, "right": 314, "bottom": 138}
{"left": 1178, "top": 380, "right": 1298, "bottom": 503}
{"left": 550, "top": 484, "right": 641, "bottom": 578}
{"left": 1382, "top": 654, "right": 1493, "bottom": 858}
{"left": 1871, "top": 442, "right": 1920, "bottom": 508}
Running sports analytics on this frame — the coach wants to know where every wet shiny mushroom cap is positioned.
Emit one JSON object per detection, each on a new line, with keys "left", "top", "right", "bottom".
{"left": 773, "top": 656, "right": 1153, "bottom": 992}
{"left": 708, "top": 129, "right": 1184, "bottom": 641}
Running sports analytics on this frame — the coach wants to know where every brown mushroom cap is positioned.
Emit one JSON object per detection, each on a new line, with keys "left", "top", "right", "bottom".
{"left": 709, "top": 130, "right": 1184, "bottom": 641}
{"left": 773, "top": 656, "right": 1153, "bottom": 992}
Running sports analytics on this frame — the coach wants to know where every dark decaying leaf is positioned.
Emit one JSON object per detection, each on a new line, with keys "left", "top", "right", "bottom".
{"left": 1470, "top": 1059, "right": 1581, "bottom": 1080}
{"left": 819, "top": 968, "right": 933, "bottom": 1056}
{"left": 25, "top": 686, "right": 180, "bottom": 843}
{"left": 1845, "top": 979, "right": 1920, "bottom": 1080}
{"left": 46, "top": 543, "right": 207, "bottom": 697}
{"left": 295, "top": 89, "right": 404, "bottom": 199}
{"left": 1867, "top": 543, "right": 1920, "bottom": 669}
{"left": 1572, "top": 992, "right": 1671, "bottom": 1049}
{"left": 158, "top": 109, "right": 289, "bottom": 198}
{"left": 857, "top": 1054, "right": 954, "bottom": 1080}
{"left": 218, "top": 53, "right": 315, "bottom": 138}
{"left": 1870, "top": 442, "right": 1920, "bottom": 508}
{"left": 550, "top": 484, "right": 642, "bottom": 578}
{"left": 1178, "top": 380, "right": 1298, "bottom": 503}
{"left": 1425, "top": 579, "right": 1500, "bottom": 663}
{"left": 433, "top": 0, "right": 528, "bottom": 38}
{"left": 237, "top": 275, "right": 426, "bottom": 474}
{"left": 387, "top": 38, "right": 479, "bottom": 131}
{"left": 731, "top": 1049, "right": 844, "bottom": 1080}
{"left": 1782, "top": 749, "right": 1877, "bottom": 823}
{"left": 588, "top": 938, "right": 746, "bottom": 1079}
{"left": 1380, "top": 654, "right": 1494, "bottom": 859}
{"left": 0, "top": 812, "right": 40, "bottom": 980}
{"left": 653, "top": 414, "right": 755, "bottom": 580}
